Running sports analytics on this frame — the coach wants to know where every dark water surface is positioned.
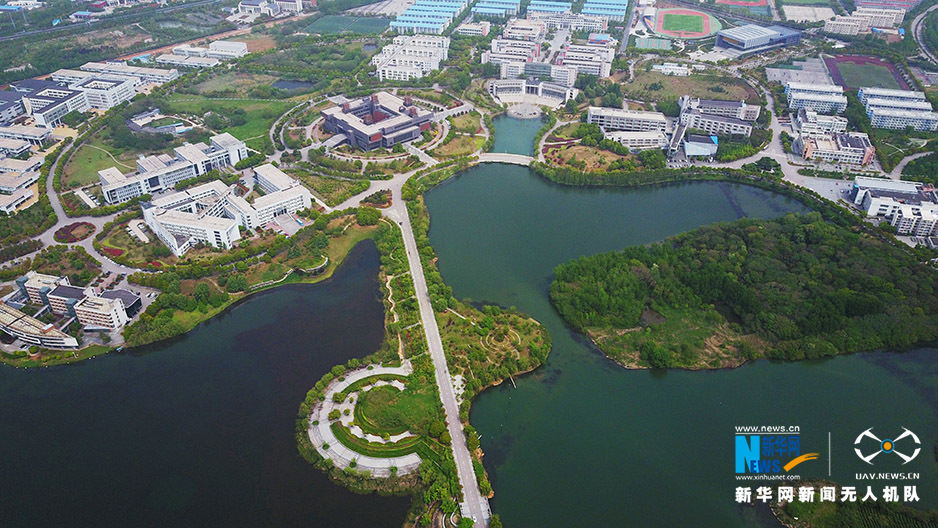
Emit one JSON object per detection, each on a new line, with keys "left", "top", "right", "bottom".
{"left": 424, "top": 164, "right": 938, "bottom": 528}
{"left": 0, "top": 241, "right": 410, "bottom": 528}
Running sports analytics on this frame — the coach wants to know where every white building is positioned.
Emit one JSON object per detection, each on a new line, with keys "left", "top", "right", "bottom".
{"left": 157, "top": 55, "right": 221, "bottom": 69}
{"left": 652, "top": 63, "right": 689, "bottom": 76}
{"left": 15, "top": 80, "right": 89, "bottom": 128}
{"left": 100, "top": 133, "right": 247, "bottom": 204}
{"left": 680, "top": 109, "right": 753, "bottom": 137}
{"left": 208, "top": 40, "right": 250, "bottom": 59}
{"left": 81, "top": 62, "right": 179, "bottom": 85}
{"left": 679, "top": 96, "right": 761, "bottom": 121}
{"left": 69, "top": 77, "right": 136, "bottom": 110}
{"left": 487, "top": 79, "right": 578, "bottom": 106}
{"left": 557, "top": 44, "right": 614, "bottom": 78}
{"left": 587, "top": 106, "right": 668, "bottom": 132}
{"left": 0, "top": 124, "right": 52, "bottom": 145}
{"left": 503, "top": 18, "right": 546, "bottom": 40}
{"left": 603, "top": 130, "right": 669, "bottom": 150}
{"left": 792, "top": 108, "right": 848, "bottom": 138}
{"left": 795, "top": 132, "right": 875, "bottom": 165}
{"left": 785, "top": 82, "right": 847, "bottom": 114}
{"left": 527, "top": 11, "right": 607, "bottom": 31}
{"left": 455, "top": 21, "right": 491, "bottom": 36}
{"left": 371, "top": 35, "right": 450, "bottom": 82}
{"left": 74, "top": 295, "right": 129, "bottom": 330}
{"left": 238, "top": 0, "right": 279, "bottom": 16}
{"left": 858, "top": 87, "right": 938, "bottom": 131}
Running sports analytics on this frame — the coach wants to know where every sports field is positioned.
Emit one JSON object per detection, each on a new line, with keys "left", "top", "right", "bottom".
{"left": 663, "top": 13, "right": 704, "bottom": 33}
{"left": 653, "top": 8, "right": 720, "bottom": 39}
{"left": 824, "top": 56, "right": 908, "bottom": 90}
{"left": 304, "top": 15, "right": 390, "bottom": 34}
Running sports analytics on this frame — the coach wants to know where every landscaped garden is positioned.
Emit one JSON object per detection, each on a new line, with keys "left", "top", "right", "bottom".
{"left": 53, "top": 222, "right": 95, "bottom": 243}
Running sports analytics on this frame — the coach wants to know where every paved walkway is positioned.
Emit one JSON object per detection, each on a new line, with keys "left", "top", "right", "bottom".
{"left": 478, "top": 152, "right": 534, "bottom": 165}
{"left": 308, "top": 362, "right": 422, "bottom": 477}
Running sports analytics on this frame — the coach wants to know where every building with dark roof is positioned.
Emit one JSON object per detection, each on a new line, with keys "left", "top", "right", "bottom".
{"left": 101, "top": 289, "right": 142, "bottom": 317}
{"left": 0, "top": 90, "right": 24, "bottom": 126}
{"left": 47, "top": 284, "right": 90, "bottom": 317}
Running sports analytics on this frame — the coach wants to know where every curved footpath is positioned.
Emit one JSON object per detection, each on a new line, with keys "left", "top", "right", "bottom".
{"left": 308, "top": 361, "right": 422, "bottom": 477}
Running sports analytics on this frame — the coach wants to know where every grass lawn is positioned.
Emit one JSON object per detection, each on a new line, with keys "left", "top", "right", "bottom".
{"left": 63, "top": 137, "right": 136, "bottom": 188}
{"left": 548, "top": 144, "right": 632, "bottom": 172}
{"left": 101, "top": 224, "right": 176, "bottom": 267}
{"left": 357, "top": 383, "right": 440, "bottom": 434}
{"left": 623, "top": 70, "right": 759, "bottom": 104}
{"left": 450, "top": 111, "right": 481, "bottom": 134}
{"left": 834, "top": 62, "right": 901, "bottom": 90}
{"left": 330, "top": 423, "right": 421, "bottom": 458}
{"left": 191, "top": 72, "right": 280, "bottom": 97}
{"left": 287, "top": 169, "right": 370, "bottom": 206}
{"left": 431, "top": 135, "right": 484, "bottom": 158}
{"left": 304, "top": 15, "right": 390, "bottom": 34}
{"left": 662, "top": 13, "right": 704, "bottom": 33}
{"left": 163, "top": 95, "right": 294, "bottom": 149}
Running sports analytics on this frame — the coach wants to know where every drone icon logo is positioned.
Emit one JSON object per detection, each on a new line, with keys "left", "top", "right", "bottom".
{"left": 854, "top": 427, "right": 921, "bottom": 465}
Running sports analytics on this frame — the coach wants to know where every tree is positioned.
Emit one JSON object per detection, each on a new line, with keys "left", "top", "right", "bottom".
{"left": 193, "top": 282, "right": 211, "bottom": 303}
{"left": 226, "top": 274, "right": 247, "bottom": 292}
{"left": 356, "top": 207, "right": 380, "bottom": 226}
{"left": 457, "top": 518, "right": 474, "bottom": 528}
{"left": 489, "top": 514, "right": 503, "bottom": 528}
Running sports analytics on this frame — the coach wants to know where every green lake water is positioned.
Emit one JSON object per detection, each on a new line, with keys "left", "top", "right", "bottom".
{"left": 424, "top": 163, "right": 938, "bottom": 527}
{"left": 490, "top": 114, "right": 544, "bottom": 156}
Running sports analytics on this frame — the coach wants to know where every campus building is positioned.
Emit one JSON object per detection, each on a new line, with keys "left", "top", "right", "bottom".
{"left": 795, "top": 132, "right": 875, "bottom": 166}
{"left": 0, "top": 303, "right": 78, "bottom": 348}
{"left": 557, "top": 43, "right": 614, "bottom": 78}
{"left": 455, "top": 21, "right": 491, "bottom": 36}
{"left": 207, "top": 41, "right": 250, "bottom": 59}
{"left": 0, "top": 125, "right": 52, "bottom": 145}
{"left": 371, "top": 35, "right": 450, "bottom": 82}
{"left": 321, "top": 92, "right": 433, "bottom": 151}
{"left": 792, "top": 108, "right": 848, "bottom": 138}
{"left": 238, "top": 0, "right": 280, "bottom": 16}
{"left": 785, "top": 82, "right": 848, "bottom": 114}
{"left": 80, "top": 62, "right": 180, "bottom": 85}
{"left": 73, "top": 295, "right": 129, "bottom": 330}
{"left": 0, "top": 90, "right": 24, "bottom": 125}
{"left": 0, "top": 138, "right": 30, "bottom": 158}
{"left": 587, "top": 106, "right": 668, "bottom": 132}
{"left": 715, "top": 24, "right": 801, "bottom": 53}
{"left": 99, "top": 133, "right": 248, "bottom": 204}
{"left": 858, "top": 87, "right": 938, "bottom": 131}
{"left": 680, "top": 109, "right": 753, "bottom": 137}
{"left": 503, "top": 18, "right": 546, "bottom": 40}
{"left": 527, "top": 0, "right": 572, "bottom": 16}
{"left": 679, "top": 96, "right": 761, "bottom": 121}
{"left": 603, "top": 130, "right": 669, "bottom": 150}
{"left": 498, "top": 61, "right": 577, "bottom": 87}
{"left": 683, "top": 135, "right": 720, "bottom": 159}
{"left": 156, "top": 55, "right": 220, "bottom": 69}
{"left": 582, "top": 0, "right": 629, "bottom": 21}
{"left": 13, "top": 80, "right": 89, "bottom": 128}
{"left": 854, "top": 0, "right": 922, "bottom": 11}
{"left": 68, "top": 76, "right": 136, "bottom": 109}
{"left": 482, "top": 38, "right": 541, "bottom": 65}
{"left": 15, "top": 271, "right": 69, "bottom": 306}
{"left": 143, "top": 166, "right": 312, "bottom": 256}
{"left": 851, "top": 176, "right": 938, "bottom": 235}
{"left": 652, "top": 63, "right": 689, "bottom": 76}
{"left": 527, "top": 11, "right": 607, "bottom": 31}
{"left": 487, "top": 79, "right": 578, "bottom": 105}
{"left": 471, "top": 0, "right": 521, "bottom": 17}
{"left": 824, "top": 7, "right": 904, "bottom": 35}
{"left": 391, "top": 0, "right": 468, "bottom": 34}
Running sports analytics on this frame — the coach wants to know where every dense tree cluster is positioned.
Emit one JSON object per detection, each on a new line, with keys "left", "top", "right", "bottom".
{"left": 551, "top": 213, "right": 938, "bottom": 367}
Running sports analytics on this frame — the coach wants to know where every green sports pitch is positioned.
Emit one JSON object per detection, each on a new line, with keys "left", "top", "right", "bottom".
{"left": 304, "top": 15, "right": 390, "bottom": 34}
{"left": 662, "top": 13, "right": 705, "bottom": 33}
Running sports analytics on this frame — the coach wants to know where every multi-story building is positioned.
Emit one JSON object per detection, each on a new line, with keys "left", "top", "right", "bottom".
{"left": 0, "top": 303, "right": 78, "bottom": 348}
{"left": 854, "top": 0, "right": 921, "bottom": 11}
{"left": 73, "top": 295, "right": 129, "bottom": 330}
{"left": 858, "top": 87, "right": 938, "bottom": 131}
{"left": 390, "top": 0, "right": 467, "bottom": 34}
{"left": 156, "top": 55, "right": 220, "bottom": 69}
{"left": 483, "top": 38, "right": 540, "bottom": 64}
{"left": 322, "top": 92, "right": 433, "bottom": 151}
{"left": 487, "top": 79, "right": 578, "bottom": 104}
{"left": 503, "top": 18, "right": 546, "bottom": 40}
{"left": 15, "top": 271, "right": 69, "bottom": 306}
{"left": 851, "top": 176, "right": 938, "bottom": 235}
{"left": 0, "top": 90, "right": 24, "bottom": 125}
{"left": 0, "top": 157, "right": 41, "bottom": 173}
{"left": 0, "top": 124, "right": 51, "bottom": 145}
{"left": 824, "top": 16, "right": 865, "bottom": 35}
{"left": 679, "top": 96, "right": 761, "bottom": 121}
{"left": 69, "top": 77, "right": 136, "bottom": 110}
{"left": 557, "top": 44, "right": 614, "bottom": 77}
{"left": 527, "top": 11, "right": 607, "bottom": 31}
{"left": 372, "top": 35, "right": 450, "bottom": 82}
{"left": 587, "top": 106, "right": 668, "bottom": 132}
{"left": 785, "top": 82, "right": 848, "bottom": 114}
{"left": 80, "top": 62, "right": 179, "bottom": 85}
{"left": 208, "top": 40, "right": 250, "bottom": 59}
{"left": 603, "top": 130, "right": 669, "bottom": 150}
{"left": 795, "top": 132, "right": 875, "bottom": 165}
{"left": 238, "top": 0, "right": 280, "bottom": 16}
{"left": 824, "top": 8, "right": 904, "bottom": 34}
{"left": 14, "top": 80, "right": 89, "bottom": 128}
{"left": 471, "top": 0, "right": 521, "bottom": 17}
{"left": 143, "top": 167, "right": 312, "bottom": 255}
{"left": 99, "top": 133, "right": 247, "bottom": 204}
{"left": 680, "top": 109, "right": 753, "bottom": 137}
{"left": 581, "top": 0, "right": 629, "bottom": 21}
{"left": 455, "top": 21, "right": 491, "bottom": 36}
{"left": 527, "top": 0, "right": 572, "bottom": 16}
{"left": 792, "top": 108, "right": 848, "bottom": 138}
{"left": 653, "top": 63, "right": 689, "bottom": 76}
{"left": 0, "top": 138, "right": 30, "bottom": 157}
{"left": 45, "top": 284, "right": 88, "bottom": 316}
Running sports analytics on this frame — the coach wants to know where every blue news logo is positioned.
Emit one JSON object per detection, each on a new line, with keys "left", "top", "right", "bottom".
{"left": 736, "top": 433, "right": 817, "bottom": 474}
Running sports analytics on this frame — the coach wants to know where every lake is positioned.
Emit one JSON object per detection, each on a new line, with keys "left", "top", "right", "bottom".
{"left": 0, "top": 242, "right": 410, "bottom": 527}
{"left": 424, "top": 163, "right": 938, "bottom": 527}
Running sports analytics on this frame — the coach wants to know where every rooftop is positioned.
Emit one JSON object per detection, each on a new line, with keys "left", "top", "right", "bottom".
{"left": 0, "top": 303, "right": 70, "bottom": 339}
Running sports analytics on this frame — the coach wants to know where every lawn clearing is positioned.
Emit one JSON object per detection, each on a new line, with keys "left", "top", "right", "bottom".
{"left": 191, "top": 72, "right": 280, "bottom": 97}
{"left": 163, "top": 95, "right": 294, "bottom": 150}
{"left": 663, "top": 13, "right": 704, "bottom": 33}
{"left": 835, "top": 62, "right": 901, "bottom": 90}
{"left": 304, "top": 15, "right": 390, "bottom": 34}
{"left": 63, "top": 137, "right": 137, "bottom": 189}
{"left": 431, "top": 135, "right": 484, "bottom": 158}
{"left": 622, "top": 69, "right": 760, "bottom": 103}
{"left": 287, "top": 169, "right": 369, "bottom": 206}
